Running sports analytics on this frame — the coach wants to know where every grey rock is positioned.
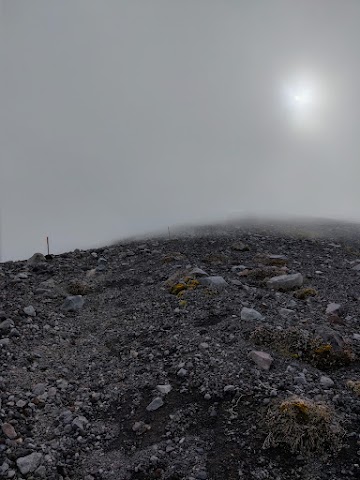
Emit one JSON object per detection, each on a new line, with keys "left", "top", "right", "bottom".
{"left": 61, "top": 295, "right": 84, "bottom": 312}
{"left": 200, "top": 276, "right": 228, "bottom": 289}
{"left": 23, "top": 305, "right": 36, "bottom": 317}
{"left": 326, "top": 303, "right": 342, "bottom": 315}
{"left": 287, "top": 299, "right": 297, "bottom": 308}
{"left": 59, "top": 410, "right": 73, "bottom": 424}
{"left": 16, "top": 452, "right": 43, "bottom": 475}
{"left": 34, "top": 465, "right": 47, "bottom": 478}
{"left": 224, "top": 385, "right": 236, "bottom": 393}
{"left": 248, "top": 350, "right": 273, "bottom": 371}
{"left": 28, "top": 253, "right": 46, "bottom": 265}
{"left": 72, "top": 415, "right": 89, "bottom": 431}
{"left": 0, "top": 338, "right": 10, "bottom": 346}
{"left": 96, "top": 257, "right": 108, "bottom": 272}
{"left": 33, "top": 383, "right": 46, "bottom": 396}
{"left": 189, "top": 267, "right": 208, "bottom": 277}
{"left": 16, "top": 272, "right": 28, "bottom": 280}
{"left": 353, "top": 333, "right": 360, "bottom": 341}
{"left": 146, "top": 397, "right": 164, "bottom": 412}
{"left": 240, "top": 307, "right": 265, "bottom": 321}
{"left": 156, "top": 384, "right": 172, "bottom": 395}
{"left": 320, "top": 376, "right": 335, "bottom": 388}
{"left": 196, "top": 471, "right": 208, "bottom": 479}
{"left": 231, "top": 265, "right": 247, "bottom": 272}
{"left": 0, "top": 463, "right": 9, "bottom": 475}
{"left": 0, "top": 319, "right": 14, "bottom": 332}
{"left": 267, "top": 273, "right": 303, "bottom": 290}
{"left": 132, "top": 421, "right": 151, "bottom": 435}
{"left": 279, "top": 308, "right": 295, "bottom": 316}
{"left": 177, "top": 368, "right": 188, "bottom": 377}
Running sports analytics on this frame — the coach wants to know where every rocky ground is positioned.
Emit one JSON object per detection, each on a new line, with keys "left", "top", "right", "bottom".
{"left": 1, "top": 219, "right": 360, "bottom": 480}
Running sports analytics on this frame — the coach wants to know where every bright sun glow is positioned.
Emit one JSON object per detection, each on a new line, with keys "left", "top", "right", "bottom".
{"left": 289, "top": 86, "right": 314, "bottom": 108}
{"left": 280, "top": 72, "right": 328, "bottom": 131}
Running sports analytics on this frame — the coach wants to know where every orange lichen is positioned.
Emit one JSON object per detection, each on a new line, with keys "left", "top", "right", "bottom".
{"left": 170, "top": 283, "right": 187, "bottom": 295}
{"left": 314, "top": 344, "right": 332, "bottom": 355}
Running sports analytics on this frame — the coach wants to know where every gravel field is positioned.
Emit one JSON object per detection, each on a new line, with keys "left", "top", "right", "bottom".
{"left": 1, "top": 218, "right": 360, "bottom": 480}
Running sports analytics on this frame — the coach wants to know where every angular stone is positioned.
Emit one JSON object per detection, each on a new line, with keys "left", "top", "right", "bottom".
{"left": 240, "top": 307, "right": 265, "bottom": 321}
{"left": 248, "top": 350, "right": 273, "bottom": 371}
{"left": 146, "top": 397, "right": 164, "bottom": 412}
{"left": 61, "top": 295, "right": 84, "bottom": 312}
{"left": 156, "top": 384, "right": 172, "bottom": 395}
{"left": 326, "top": 303, "right": 342, "bottom": 315}
{"left": 267, "top": 273, "right": 303, "bottom": 291}
{"left": 16, "top": 453, "right": 43, "bottom": 474}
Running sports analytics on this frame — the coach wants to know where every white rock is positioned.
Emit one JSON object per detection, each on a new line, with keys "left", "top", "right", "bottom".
{"left": 267, "top": 273, "right": 303, "bottom": 290}
{"left": 156, "top": 384, "right": 172, "bottom": 395}
{"left": 240, "top": 307, "right": 265, "bottom": 321}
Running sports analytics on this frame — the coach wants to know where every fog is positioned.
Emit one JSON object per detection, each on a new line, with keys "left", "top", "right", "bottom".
{"left": 2, "top": 0, "right": 360, "bottom": 261}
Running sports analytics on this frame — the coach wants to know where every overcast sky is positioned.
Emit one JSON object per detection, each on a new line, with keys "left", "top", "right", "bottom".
{"left": 2, "top": 0, "right": 360, "bottom": 261}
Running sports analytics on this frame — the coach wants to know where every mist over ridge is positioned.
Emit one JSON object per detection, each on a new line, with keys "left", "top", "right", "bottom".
{"left": 2, "top": 0, "right": 360, "bottom": 261}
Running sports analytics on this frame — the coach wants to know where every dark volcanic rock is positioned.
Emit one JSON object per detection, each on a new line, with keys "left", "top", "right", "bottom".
{"left": 1, "top": 220, "right": 360, "bottom": 480}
